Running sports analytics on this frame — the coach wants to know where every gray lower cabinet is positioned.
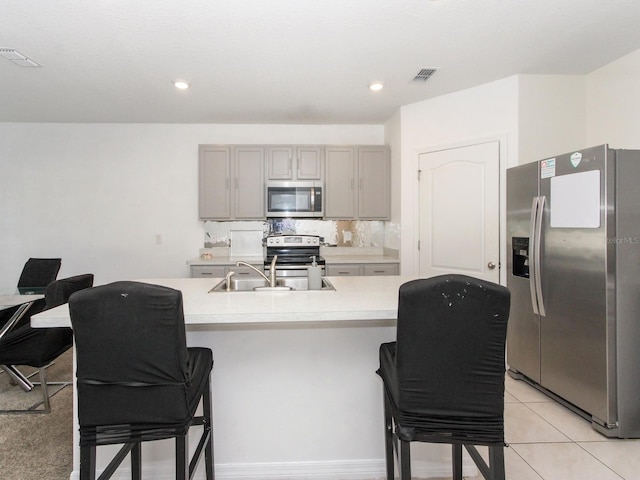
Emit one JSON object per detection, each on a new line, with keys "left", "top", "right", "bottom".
{"left": 326, "top": 263, "right": 398, "bottom": 276}
{"left": 190, "top": 264, "right": 264, "bottom": 278}
{"left": 363, "top": 264, "right": 398, "bottom": 276}
{"left": 191, "top": 265, "right": 227, "bottom": 278}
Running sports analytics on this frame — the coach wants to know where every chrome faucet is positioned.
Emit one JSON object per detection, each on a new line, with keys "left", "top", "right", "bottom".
{"left": 235, "top": 255, "right": 278, "bottom": 287}
{"left": 224, "top": 270, "right": 236, "bottom": 292}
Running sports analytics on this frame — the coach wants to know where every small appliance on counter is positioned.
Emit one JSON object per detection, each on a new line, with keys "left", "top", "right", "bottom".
{"left": 264, "top": 235, "right": 325, "bottom": 277}
{"left": 229, "top": 230, "right": 264, "bottom": 258}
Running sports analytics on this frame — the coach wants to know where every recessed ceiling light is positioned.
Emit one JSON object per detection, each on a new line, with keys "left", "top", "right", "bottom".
{"left": 369, "top": 82, "right": 383, "bottom": 92}
{"left": 174, "top": 80, "right": 190, "bottom": 90}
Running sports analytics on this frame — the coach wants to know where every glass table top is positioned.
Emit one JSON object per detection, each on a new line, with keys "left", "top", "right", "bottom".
{"left": 0, "top": 288, "right": 44, "bottom": 310}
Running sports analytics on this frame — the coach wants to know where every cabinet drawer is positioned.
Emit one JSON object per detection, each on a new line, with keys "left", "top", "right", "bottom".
{"left": 363, "top": 264, "right": 398, "bottom": 276}
{"left": 326, "top": 265, "right": 362, "bottom": 276}
{"left": 191, "top": 265, "right": 227, "bottom": 278}
{"left": 233, "top": 265, "right": 265, "bottom": 277}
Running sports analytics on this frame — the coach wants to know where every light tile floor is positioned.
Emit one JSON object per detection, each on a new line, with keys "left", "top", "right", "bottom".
{"left": 457, "top": 376, "right": 640, "bottom": 480}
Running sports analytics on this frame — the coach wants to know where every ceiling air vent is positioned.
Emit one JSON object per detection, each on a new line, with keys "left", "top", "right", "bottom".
{"left": 0, "top": 48, "right": 42, "bottom": 67}
{"left": 412, "top": 68, "right": 438, "bottom": 83}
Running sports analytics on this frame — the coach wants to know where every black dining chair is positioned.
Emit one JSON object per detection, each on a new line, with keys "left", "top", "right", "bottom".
{"left": 69, "top": 281, "right": 214, "bottom": 480}
{"left": 0, "top": 274, "right": 94, "bottom": 413}
{"left": 376, "top": 274, "right": 511, "bottom": 480}
{"left": 0, "top": 258, "right": 62, "bottom": 330}
{"left": 16, "top": 258, "right": 62, "bottom": 294}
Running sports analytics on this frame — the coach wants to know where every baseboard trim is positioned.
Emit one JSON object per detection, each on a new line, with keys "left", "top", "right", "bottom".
{"left": 69, "top": 457, "right": 477, "bottom": 480}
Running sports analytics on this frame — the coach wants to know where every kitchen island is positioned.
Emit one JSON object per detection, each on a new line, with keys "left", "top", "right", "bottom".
{"left": 32, "top": 275, "right": 458, "bottom": 480}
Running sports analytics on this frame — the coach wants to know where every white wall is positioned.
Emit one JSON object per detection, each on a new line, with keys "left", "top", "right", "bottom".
{"left": 586, "top": 48, "right": 640, "bottom": 148}
{"left": 383, "top": 109, "right": 402, "bottom": 251}
{"left": 0, "top": 123, "right": 383, "bottom": 286}
{"left": 396, "top": 76, "right": 520, "bottom": 277}
{"left": 518, "top": 75, "right": 587, "bottom": 163}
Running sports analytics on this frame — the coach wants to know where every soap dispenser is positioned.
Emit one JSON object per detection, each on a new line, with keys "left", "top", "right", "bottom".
{"left": 307, "top": 256, "right": 322, "bottom": 290}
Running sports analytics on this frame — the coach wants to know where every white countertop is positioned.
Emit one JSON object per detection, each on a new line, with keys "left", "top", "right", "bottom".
{"left": 32, "top": 275, "right": 416, "bottom": 328}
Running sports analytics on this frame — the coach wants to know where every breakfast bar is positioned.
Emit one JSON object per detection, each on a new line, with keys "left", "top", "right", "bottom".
{"left": 32, "top": 275, "right": 457, "bottom": 480}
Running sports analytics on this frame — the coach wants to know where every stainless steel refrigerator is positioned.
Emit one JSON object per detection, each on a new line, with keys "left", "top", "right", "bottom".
{"left": 507, "top": 144, "right": 640, "bottom": 438}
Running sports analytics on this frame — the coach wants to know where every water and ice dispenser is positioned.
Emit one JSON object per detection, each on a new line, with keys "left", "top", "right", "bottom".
{"left": 512, "top": 237, "right": 529, "bottom": 278}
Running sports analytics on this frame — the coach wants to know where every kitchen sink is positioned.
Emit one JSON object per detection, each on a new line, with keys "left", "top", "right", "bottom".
{"left": 209, "top": 276, "right": 335, "bottom": 292}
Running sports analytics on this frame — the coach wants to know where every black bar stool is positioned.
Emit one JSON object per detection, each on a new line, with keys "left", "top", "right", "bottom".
{"left": 377, "top": 274, "right": 511, "bottom": 480}
{"left": 69, "top": 281, "right": 214, "bottom": 480}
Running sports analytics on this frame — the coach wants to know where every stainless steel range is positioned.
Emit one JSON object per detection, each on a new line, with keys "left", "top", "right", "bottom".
{"left": 264, "top": 235, "right": 326, "bottom": 277}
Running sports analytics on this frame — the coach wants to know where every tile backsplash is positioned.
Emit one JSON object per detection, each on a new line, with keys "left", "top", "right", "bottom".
{"left": 204, "top": 219, "right": 398, "bottom": 249}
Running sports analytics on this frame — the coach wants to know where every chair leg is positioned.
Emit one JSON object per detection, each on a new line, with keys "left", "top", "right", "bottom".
{"left": 383, "top": 393, "right": 394, "bottom": 480}
{"left": 80, "top": 445, "right": 97, "bottom": 480}
{"left": 489, "top": 445, "right": 506, "bottom": 480}
{"left": 452, "top": 444, "right": 463, "bottom": 480}
{"left": 176, "top": 435, "right": 188, "bottom": 480}
{"left": 399, "top": 439, "right": 411, "bottom": 480}
{"left": 203, "top": 380, "right": 215, "bottom": 480}
{"left": 38, "top": 368, "right": 51, "bottom": 413}
{"left": 131, "top": 443, "right": 142, "bottom": 480}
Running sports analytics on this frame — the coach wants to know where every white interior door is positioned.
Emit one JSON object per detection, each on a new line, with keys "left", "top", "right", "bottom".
{"left": 418, "top": 141, "right": 500, "bottom": 282}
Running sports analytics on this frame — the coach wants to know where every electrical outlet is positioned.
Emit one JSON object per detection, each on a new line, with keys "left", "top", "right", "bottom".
{"left": 155, "top": 234, "right": 162, "bottom": 244}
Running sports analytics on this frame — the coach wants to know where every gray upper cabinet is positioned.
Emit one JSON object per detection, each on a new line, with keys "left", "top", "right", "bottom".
{"left": 199, "top": 145, "right": 231, "bottom": 219}
{"left": 357, "top": 146, "right": 390, "bottom": 219}
{"left": 267, "top": 145, "right": 323, "bottom": 181}
{"left": 200, "top": 143, "right": 388, "bottom": 221}
{"left": 233, "top": 146, "right": 265, "bottom": 219}
{"left": 199, "top": 145, "right": 265, "bottom": 220}
{"left": 325, "top": 145, "right": 390, "bottom": 220}
{"left": 325, "top": 146, "right": 357, "bottom": 219}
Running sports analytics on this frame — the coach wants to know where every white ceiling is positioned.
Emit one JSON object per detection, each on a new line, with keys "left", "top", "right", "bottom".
{"left": 2, "top": 0, "right": 640, "bottom": 125}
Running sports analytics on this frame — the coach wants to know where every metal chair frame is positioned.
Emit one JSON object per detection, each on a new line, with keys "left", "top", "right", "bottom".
{"left": 383, "top": 390, "right": 506, "bottom": 480}
{"left": 79, "top": 369, "right": 214, "bottom": 480}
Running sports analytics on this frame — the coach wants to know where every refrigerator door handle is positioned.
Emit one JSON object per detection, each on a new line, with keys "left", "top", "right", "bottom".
{"left": 529, "top": 197, "right": 540, "bottom": 314}
{"left": 534, "top": 195, "right": 546, "bottom": 316}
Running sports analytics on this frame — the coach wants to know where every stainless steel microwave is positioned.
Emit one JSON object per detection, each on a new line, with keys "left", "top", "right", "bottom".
{"left": 265, "top": 181, "right": 323, "bottom": 218}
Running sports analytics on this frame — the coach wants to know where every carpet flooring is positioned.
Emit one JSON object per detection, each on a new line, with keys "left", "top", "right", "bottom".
{"left": 0, "top": 350, "right": 73, "bottom": 480}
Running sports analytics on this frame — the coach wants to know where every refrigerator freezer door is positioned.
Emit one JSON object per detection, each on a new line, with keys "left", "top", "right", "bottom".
{"left": 506, "top": 161, "right": 541, "bottom": 383}
{"left": 538, "top": 145, "right": 613, "bottom": 425}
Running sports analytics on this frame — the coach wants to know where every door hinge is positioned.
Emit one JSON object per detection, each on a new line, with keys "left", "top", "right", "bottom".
{"left": 417, "top": 240, "right": 421, "bottom": 251}
{"left": 417, "top": 169, "right": 422, "bottom": 181}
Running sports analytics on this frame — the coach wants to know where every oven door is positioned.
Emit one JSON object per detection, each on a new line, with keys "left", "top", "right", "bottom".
{"left": 266, "top": 181, "right": 323, "bottom": 218}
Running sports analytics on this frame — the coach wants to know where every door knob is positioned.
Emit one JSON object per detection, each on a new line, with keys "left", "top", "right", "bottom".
{"left": 488, "top": 262, "right": 496, "bottom": 270}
